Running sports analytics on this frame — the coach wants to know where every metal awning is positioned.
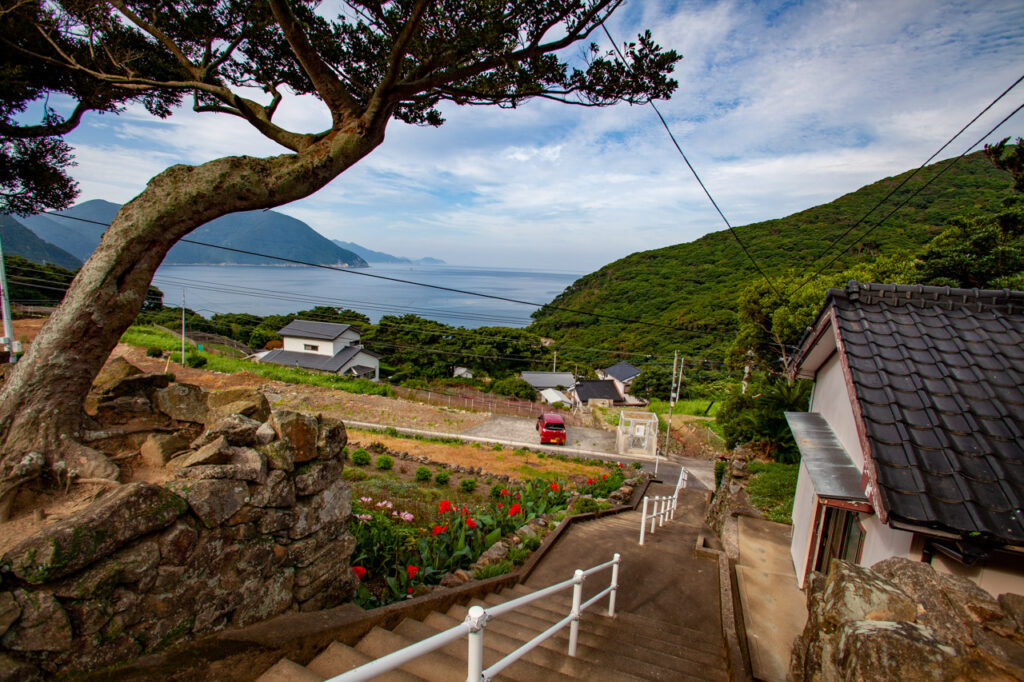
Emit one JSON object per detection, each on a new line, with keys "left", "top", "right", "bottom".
{"left": 786, "top": 412, "right": 868, "bottom": 503}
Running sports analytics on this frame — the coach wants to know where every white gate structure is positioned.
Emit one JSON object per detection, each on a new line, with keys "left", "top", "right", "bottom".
{"left": 616, "top": 410, "right": 659, "bottom": 457}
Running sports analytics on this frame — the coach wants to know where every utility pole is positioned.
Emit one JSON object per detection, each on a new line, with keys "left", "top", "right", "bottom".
{"left": 0, "top": 233, "right": 18, "bottom": 363}
{"left": 552, "top": 351, "right": 557, "bottom": 372}
{"left": 659, "top": 351, "right": 679, "bottom": 475}
{"left": 181, "top": 289, "right": 186, "bottom": 367}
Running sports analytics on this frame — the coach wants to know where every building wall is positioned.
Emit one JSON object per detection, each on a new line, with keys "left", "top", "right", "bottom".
{"left": 811, "top": 352, "right": 864, "bottom": 469}
{"left": 791, "top": 459, "right": 818, "bottom": 587}
{"left": 857, "top": 514, "right": 913, "bottom": 566}
{"left": 931, "top": 551, "right": 1024, "bottom": 597}
{"left": 282, "top": 330, "right": 362, "bottom": 356}
{"left": 339, "top": 350, "right": 379, "bottom": 381}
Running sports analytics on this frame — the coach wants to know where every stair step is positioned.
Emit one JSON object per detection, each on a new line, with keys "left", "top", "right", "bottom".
{"left": 355, "top": 627, "right": 465, "bottom": 682}
{"left": 504, "top": 587, "right": 724, "bottom": 649}
{"left": 422, "top": 612, "right": 645, "bottom": 682}
{"left": 256, "top": 658, "right": 323, "bottom": 682}
{"left": 307, "top": 641, "right": 426, "bottom": 681}
{"left": 449, "top": 603, "right": 722, "bottom": 681}
{"left": 393, "top": 617, "right": 575, "bottom": 682}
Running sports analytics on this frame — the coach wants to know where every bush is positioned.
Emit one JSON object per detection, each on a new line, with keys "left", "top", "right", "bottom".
{"left": 508, "top": 546, "right": 530, "bottom": 565}
{"left": 714, "top": 460, "right": 728, "bottom": 489}
{"left": 632, "top": 461, "right": 643, "bottom": 470}
{"left": 459, "top": 478, "right": 477, "bottom": 493}
{"left": 415, "top": 466, "right": 432, "bottom": 482}
{"left": 351, "top": 448, "right": 371, "bottom": 466}
{"left": 473, "top": 559, "right": 513, "bottom": 580}
{"left": 342, "top": 467, "right": 367, "bottom": 481}
{"left": 184, "top": 353, "right": 207, "bottom": 368}
{"left": 573, "top": 497, "right": 603, "bottom": 515}
{"left": 145, "top": 346, "right": 163, "bottom": 358}
{"left": 375, "top": 454, "right": 394, "bottom": 470}
{"left": 434, "top": 471, "right": 450, "bottom": 486}
{"left": 488, "top": 376, "right": 536, "bottom": 400}
{"left": 489, "top": 485, "right": 503, "bottom": 500}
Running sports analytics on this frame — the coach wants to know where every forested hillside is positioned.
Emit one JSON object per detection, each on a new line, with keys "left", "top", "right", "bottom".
{"left": 529, "top": 150, "right": 1015, "bottom": 358}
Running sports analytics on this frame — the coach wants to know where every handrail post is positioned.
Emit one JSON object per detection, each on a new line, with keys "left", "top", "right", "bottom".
{"left": 639, "top": 497, "right": 648, "bottom": 545}
{"left": 466, "top": 605, "right": 487, "bottom": 682}
{"left": 650, "top": 497, "right": 658, "bottom": 534}
{"left": 608, "top": 553, "right": 620, "bottom": 617}
{"left": 670, "top": 493, "right": 677, "bottom": 520}
{"left": 568, "top": 569, "right": 584, "bottom": 657}
{"left": 657, "top": 496, "right": 665, "bottom": 527}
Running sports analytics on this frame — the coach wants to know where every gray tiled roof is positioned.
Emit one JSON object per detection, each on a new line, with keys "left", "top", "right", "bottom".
{"left": 602, "top": 361, "right": 641, "bottom": 382}
{"left": 574, "top": 380, "right": 623, "bottom": 403}
{"left": 520, "top": 371, "right": 576, "bottom": 389}
{"left": 261, "top": 345, "right": 362, "bottom": 373}
{"left": 809, "top": 282, "right": 1024, "bottom": 545}
{"left": 277, "top": 319, "right": 353, "bottom": 340}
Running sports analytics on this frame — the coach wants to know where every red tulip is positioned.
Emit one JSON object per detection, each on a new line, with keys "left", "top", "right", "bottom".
{"left": 497, "top": 503, "right": 504, "bottom": 509}
{"left": 439, "top": 500, "right": 453, "bottom": 514}
{"left": 432, "top": 524, "right": 447, "bottom": 536}
{"left": 508, "top": 503, "right": 521, "bottom": 516}
{"left": 501, "top": 488, "right": 509, "bottom": 496}
{"left": 549, "top": 483, "right": 559, "bottom": 492}
{"left": 352, "top": 566, "right": 367, "bottom": 580}
{"left": 407, "top": 565, "right": 419, "bottom": 580}
{"left": 466, "top": 517, "right": 477, "bottom": 528}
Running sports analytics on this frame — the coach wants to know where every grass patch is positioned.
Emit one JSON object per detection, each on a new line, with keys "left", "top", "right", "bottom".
{"left": 121, "top": 325, "right": 186, "bottom": 352}
{"left": 674, "top": 398, "right": 720, "bottom": 417}
{"left": 746, "top": 462, "right": 798, "bottom": 524}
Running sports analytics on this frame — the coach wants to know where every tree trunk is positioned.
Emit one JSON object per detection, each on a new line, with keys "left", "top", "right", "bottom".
{"left": 0, "top": 125, "right": 384, "bottom": 516}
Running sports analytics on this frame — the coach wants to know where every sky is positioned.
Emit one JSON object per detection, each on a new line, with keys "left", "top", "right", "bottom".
{"left": 60, "top": 0, "right": 1024, "bottom": 272}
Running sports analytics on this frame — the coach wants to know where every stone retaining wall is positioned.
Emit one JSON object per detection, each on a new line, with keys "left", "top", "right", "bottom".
{"left": 0, "top": 374, "right": 356, "bottom": 679}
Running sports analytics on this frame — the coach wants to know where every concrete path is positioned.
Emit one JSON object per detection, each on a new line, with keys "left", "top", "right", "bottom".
{"left": 524, "top": 484, "right": 728, "bottom": 669}
{"left": 461, "top": 414, "right": 617, "bottom": 452}
{"left": 735, "top": 516, "right": 808, "bottom": 682}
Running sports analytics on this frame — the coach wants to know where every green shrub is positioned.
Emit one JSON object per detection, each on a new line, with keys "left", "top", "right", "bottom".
{"left": 489, "top": 485, "right": 503, "bottom": 500}
{"left": 184, "top": 353, "right": 207, "bottom": 368}
{"left": 714, "top": 460, "right": 728, "bottom": 489}
{"left": 145, "top": 346, "right": 163, "bottom": 358}
{"left": 488, "top": 376, "right": 536, "bottom": 400}
{"left": 351, "top": 448, "right": 371, "bottom": 466}
{"left": 473, "top": 559, "right": 514, "bottom": 580}
{"left": 375, "top": 454, "right": 394, "bottom": 470}
{"left": 521, "top": 536, "right": 541, "bottom": 552}
{"left": 508, "top": 547, "right": 530, "bottom": 565}
{"left": 573, "top": 497, "right": 603, "bottom": 515}
{"left": 434, "top": 471, "right": 450, "bottom": 486}
{"left": 632, "top": 462, "right": 643, "bottom": 470}
{"left": 342, "top": 467, "right": 367, "bottom": 481}
{"left": 415, "top": 466, "right": 432, "bottom": 482}
{"left": 460, "top": 478, "right": 477, "bottom": 493}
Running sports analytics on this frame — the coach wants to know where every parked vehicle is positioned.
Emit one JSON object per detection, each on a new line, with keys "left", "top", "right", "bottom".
{"left": 536, "top": 413, "right": 566, "bottom": 445}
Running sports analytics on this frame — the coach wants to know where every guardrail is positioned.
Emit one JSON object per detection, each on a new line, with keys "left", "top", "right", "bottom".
{"left": 638, "top": 468, "right": 687, "bottom": 546}
{"left": 326, "top": 553, "right": 621, "bottom": 682}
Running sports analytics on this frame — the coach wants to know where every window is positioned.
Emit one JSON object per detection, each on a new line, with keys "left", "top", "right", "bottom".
{"left": 814, "top": 507, "right": 864, "bottom": 572}
{"left": 304, "top": 344, "right": 319, "bottom": 351}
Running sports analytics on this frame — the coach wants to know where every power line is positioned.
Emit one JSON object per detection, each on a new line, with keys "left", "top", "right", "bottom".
{"left": 788, "top": 99, "right": 1024, "bottom": 298}
{"left": 791, "top": 71, "right": 1024, "bottom": 293}
{"left": 41, "top": 211, "right": 701, "bottom": 334}
{"left": 600, "top": 22, "right": 782, "bottom": 299}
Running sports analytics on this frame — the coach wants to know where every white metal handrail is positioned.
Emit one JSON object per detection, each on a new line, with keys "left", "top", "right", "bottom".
{"left": 326, "top": 554, "right": 621, "bottom": 682}
{"left": 638, "top": 468, "right": 687, "bottom": 545}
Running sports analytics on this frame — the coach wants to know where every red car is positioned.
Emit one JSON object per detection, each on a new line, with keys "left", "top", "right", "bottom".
{"left": 536, "top": 413, "right": 566, "bottom": 445}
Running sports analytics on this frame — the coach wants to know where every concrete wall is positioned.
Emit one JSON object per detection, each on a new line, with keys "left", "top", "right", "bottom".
{"left": 283, "top": 329, "right": 361, "bottom": 356}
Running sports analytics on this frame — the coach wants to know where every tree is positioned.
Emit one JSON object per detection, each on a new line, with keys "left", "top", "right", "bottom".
{"left": 0, "top": 0, "right": 681, "bottom": 513}
{"left": 630, "top": 364, "right": 673, "bottom": 401}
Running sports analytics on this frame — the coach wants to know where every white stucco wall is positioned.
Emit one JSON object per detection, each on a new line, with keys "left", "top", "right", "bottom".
{"left": 858, "top": 514, "right": 913, "bottom": 567}
{"left": 282, "top": 329, "right": 361, "bottom": 356}
{"left": 811, "top": 352, "right": 864, "bottom": 469}
{"left": 931, "top": 552, "right": 1024, "bottom": 597}
{"left": 340, "top": 350, "right": 379, "bottom": 381}
{"left": 791, "top": 460, "right": 818, "bottom": 587}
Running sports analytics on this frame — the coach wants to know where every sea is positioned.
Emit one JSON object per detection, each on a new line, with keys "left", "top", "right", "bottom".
{"left": 151, "top": 264, "right": 582, "bottom": 328}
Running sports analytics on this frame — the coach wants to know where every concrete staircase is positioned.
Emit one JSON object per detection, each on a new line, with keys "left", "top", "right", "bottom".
{"left": 256, "top": 484, "right": 731, "bottom": 682}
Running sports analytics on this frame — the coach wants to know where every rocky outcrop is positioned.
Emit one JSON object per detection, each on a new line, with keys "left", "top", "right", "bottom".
{"left": 791, "top": 558, "right": 1024, "bottom": 681}
{"left": 0, "top": 400, "right": 354, "bottom": 678}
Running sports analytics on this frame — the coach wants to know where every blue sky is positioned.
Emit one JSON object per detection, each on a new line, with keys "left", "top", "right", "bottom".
{"left": 62, "top": 0, "right": 1024, "bottom": 272}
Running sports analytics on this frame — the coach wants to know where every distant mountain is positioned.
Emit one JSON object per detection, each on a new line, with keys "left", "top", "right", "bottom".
{"left": 20, "top": 200, "right": 367, "bottom": 267}
{"left": 1, "top": 215, "right": 82, "bottom": 270}
{"left": 332, "top": 240, "right": 445, "bottom": 265}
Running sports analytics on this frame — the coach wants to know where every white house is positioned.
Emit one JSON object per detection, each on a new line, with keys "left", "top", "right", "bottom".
{"left": 259, "top": 320, "right": 381, "bottom": 381}
{"left": 597, "top": 361, "right": 642, "bottom": 397}
{"left": 786, "top": 282, "right": 1024, "bottom": 597}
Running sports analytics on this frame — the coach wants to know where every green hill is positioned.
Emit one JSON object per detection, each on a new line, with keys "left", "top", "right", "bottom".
{"left": 0, "top": 215, "right": 82, "bottom": 270}
{"left": 529, "top": 151, "right": 1015, "bottom": 358}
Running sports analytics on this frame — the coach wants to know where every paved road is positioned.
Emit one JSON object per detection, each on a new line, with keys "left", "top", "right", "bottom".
{"left": 460, "top": 414, "right": 617, "bottom": 453}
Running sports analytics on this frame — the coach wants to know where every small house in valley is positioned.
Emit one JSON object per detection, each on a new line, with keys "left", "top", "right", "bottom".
{"left": 597, "top": 361, "right": 642, "bottom": 396}
{"left": 785, "top": 282, "right": 1024, "bottom": 596}
{"left": 520, "top": 371, "right": 576, "bottom": 391}
{"left": 570, "top": 379, "right": 624, "bottom": 407}
{"left": 259, "top": 319, "right": 381, "bottom": 381}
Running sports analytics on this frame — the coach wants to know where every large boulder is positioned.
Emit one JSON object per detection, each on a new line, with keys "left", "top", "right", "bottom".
{"left": 1, "top": 590, "right": 72, "bottom": 652}
{"left": 91, "top": 357, "right": 142, "bottom": 394}
{"left": 165, "top": 479, "right": 249, "bottom": 528}
{"left": 2, "top": 483, "right": 186, "bottom": 584}
{"left": 270, "top": 410, "right": 319, "bottom": 463}
{"left": 316, "top": 416, "right": 347, "bottom": 460}
{"left": 206, "top": 388, "right": 270, "bottom": 425}
{"left": 192, "top": 414, "right": 263, "bottom": 448}
{"left": 140, "top": 433, "right": 189, "bottom": 467}
{"left": 153, "top": 382, "right": 209, "bottom": 423}
{"left": 835, "top": 620, "right": 960, "bottom": 680}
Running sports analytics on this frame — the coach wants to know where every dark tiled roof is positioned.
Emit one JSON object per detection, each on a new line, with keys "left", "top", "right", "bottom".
{"left": 277, "top": 319, "right": 353, "bottom": 340}
{"left": 826, "top": 282, "right": 1024, "bottom": 544}
{"left": 261, "top": 345, "right": 362, "bottom": 373}
{"left": 602, "top": 361, "right": 642, "bottom": 382}
{"left": 574, "top": 380, "right": 623, "bottom": 403}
